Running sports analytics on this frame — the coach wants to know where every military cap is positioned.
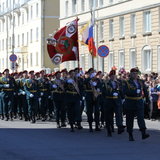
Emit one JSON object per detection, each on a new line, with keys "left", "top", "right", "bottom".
{"left": 109, "top": 70, "right": 116, "bottom": 76}
{"left": 130, "top": 68, "right": 139, "bottom": 73}
{"left": 29, "top": 70, "right": 34, "bottom": 74}
{"left": 3, "top": 68, "right": 9, "bottom": 73}
{"left": 61, "top": 68, "right": 68, "bottom": 73}
{"left": 54, "top": 71, "right": 61, "bottom": 76}
{"left": 88, "top": 68, "right": 94, "bottom": 73}
{"left": 35, "top": 72, "right": 40, "bottom": 76}
{"left": 40, "top": 70, "right": 45, "bottom": 74}
{"left": 68, "top": 70, "right": 74, "bottom": 74}
{"left": 96, "top": 71, "right": 102, "bottom": 76}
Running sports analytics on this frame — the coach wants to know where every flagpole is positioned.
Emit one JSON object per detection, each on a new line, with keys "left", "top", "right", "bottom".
{"left": 91, "top": 6, "right": 94, "bottom": 69}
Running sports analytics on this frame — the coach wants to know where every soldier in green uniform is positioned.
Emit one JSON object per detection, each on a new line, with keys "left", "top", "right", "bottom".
{"left": 37, "top": 70, "right": 50, "bottom": 121}
{"left": 103, "top": 70, "right": 124, "bottom": 137}
{"left": 123, "top": 68, "right": 150, "bottom": 141}
{"left": 52, "top": 71, "right": 66, "bottom": 128}
{"left": 64, "top": 70, "right": 82, "bottom": 132}
{"left": 17, "top": 71, "right": 29, "bottom": 121}
{"left": 24, "top": 71, "right": 39, "bottom": 123}
{"left": 0, "top": 69, "right": 16, "bottom": 121}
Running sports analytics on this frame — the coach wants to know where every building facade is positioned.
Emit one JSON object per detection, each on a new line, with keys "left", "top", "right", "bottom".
{"left": 0, "top": 0, "right": 59, "bottom": 72}
{"left": 60, "top": 0, "right": 160, "bottom": 73}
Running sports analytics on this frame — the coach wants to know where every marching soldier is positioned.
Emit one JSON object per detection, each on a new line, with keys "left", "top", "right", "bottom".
{"left": 24, "top": 71, "right": 39, "bottom": 123}
{"left": 104, "top": 70, "right": 124, "bottom": 137}
{"left": 52, "top": 71, "right": 66, "bottom": 128}
{"left": 123, "top": 68, "right": 150, "bottom": 141}
{"left": 37, "top": 70, "right": 50, "bottom": 121}
{"left": 64, "top": 70, "right": 82, "bottom": 132}
{"left": 0, "top": 69, "right": 16, "bottom": 121}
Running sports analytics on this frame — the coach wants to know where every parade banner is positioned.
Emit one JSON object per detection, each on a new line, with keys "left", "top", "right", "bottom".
{"left": 47, "top": 18, "right": 79, "bottom": 65}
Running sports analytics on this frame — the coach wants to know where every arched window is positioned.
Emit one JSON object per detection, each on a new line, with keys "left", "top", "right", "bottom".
{"left": 142, "top": 45, "right": 152, "bottom": 72}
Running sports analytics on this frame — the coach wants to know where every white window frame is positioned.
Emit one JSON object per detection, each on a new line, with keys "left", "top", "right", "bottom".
{"left": 36, "top": 27, "right": 39, "bottom": 41}
{"left": 81, "top": 0, "right": 85, "bottom": 12}
{"left": 109, "top": 19, "right": 114, "bottom": 39}
{"left": 143, "top": 11, "right": 151, "bottom": 33}
{"left": 65, "top": 0, "right": 69, "bottom": 16}
{"left": 108, "top": 51, "right": 114, "bottom": 71}
{"left": 129, "top": 48, "right": 136, "bottom": 68}
{"left": 72, "top": 0, "right": 77, "bottom": 14}
{"left": 119, "top": 49, "right": 125, "bottom": 68}
{"left": 99, "top": 0, "right": 103, "bottom": 7}
{"left": 36, "top": 3, "right": 39, "bottom": 17}
{"left": 30, "top": 29, "right": 33, "bottom": 43}
{"left": 131, "top": 14, "right": 136, "bottom": 35}
{"left": 30, "top": 53, "right": 33, "bottom": 67}
{"left": 119, "top": 16, "right": 125, "bottom": 37}
{"left": 99, "top": 21, "right": 104, "bottom": 41}
{"left": 142, "top": 45, "right": 152, "bottom": 72}
{"left": 36, "top": 52, "right": 38, "bottom": 66}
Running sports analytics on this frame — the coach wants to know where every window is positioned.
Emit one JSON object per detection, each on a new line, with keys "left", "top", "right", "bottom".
{"left": 72, "top": 0, "right": 77, "bottom": 14}
{"left": 142, "top": 46, "right": 152, "bottom": 72}
{"left": 22, "top": 33, "right": 24, "bottom": 46}
{"left": 80, "top": 54, "right": 85, "bottom": 69}
{"left": 109, "top": 19, "right": 114, "bottom": 39}
{"left": 9, "top": 37, "right": 11, "bottom": 48}
{"left": 99, "top": 0, "right": 103, "bottom": 7}
{"left": 2, "top": 39, "right": 4, "bottom": 50}
{"left": 119, "top": 16, "right": 125, "bottom": 37}
{"left": 159, "top": 7, "right": 160, "bottom": 31}
{"left": 130, "top": 49, "right": 136, "bottom": 68}
{"left": 36, "top": 3, "right": 39, "bottom": 17}
{"left": 131, "top": 14, "right": 136, "bottom": 35}
{"left": 0, "top": 22, "right": 1, "bottom": 32}
{"left": 22, "top": 12, "right": 24, "bottom": 24}
{"left": 30, "top": 53, "right": 33, "bottom": 67}
{"left": 99, "top": 21, "right": 104, "bottom": 41}
{"left": 65, "top": 1, "right": 69, "bottom": 16}
{"left": 158, "top": 46, "right": 160, "bottom": 72}
{"left": 36, "top": 27, "right": 39, "bottom": 41}
{"left": 81, "top": 0, "right": 85, "bottom": 12}
{"left": 27, "top": 32, "right": 29, "bottom": 45}
{"left": 108, "top": 52, "right": 114, "bottom": 70}
{"left": 18, "top": 35, "right": 20, "bottom": 46}
{"left": 0, "top": 40, "right": 1, "bottom": 51}
{"left": 30, "top": 6, "right": 33, "bottom": 19}
{"left": 144, "top": 11, "right": 151, "bottom": 33}
{"left": 36, "top": 52, "right": 38, "bottom": 66}
{"left": 119, "top": 50, "right": 125, "bottom": 68}
{"left": 109, "top": 0, "right": 113, "bottom": 4}
{"left": 89, "top": 0, "right": 94, "bottom": 9}
{"left": 30, "top": 29, "right": 33, "bottom": 43}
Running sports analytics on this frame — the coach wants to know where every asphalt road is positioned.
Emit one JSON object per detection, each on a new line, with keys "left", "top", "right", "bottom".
{"left": 0, "top": 119, "right": 160, "bottom": 160}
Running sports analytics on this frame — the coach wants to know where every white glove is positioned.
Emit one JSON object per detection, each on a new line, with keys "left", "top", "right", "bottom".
{"left": 122, "top": 99, "right": 125, "bottom": 104}
{"left": 76, "top": 73, "right": 81, "bottom": 77}
{"left": 90, "top": 72, "right": 96, "bottom": 78}
{"left": 97, "top": 88, "right": 100, "bottom": 92}
{"left": 136, "top": 89, "right": 141, "bottom": 94}
{"left": 14, "top": 92, "right": 16, "bottom": 95}
{"left": 48, "top": 96, "right": 51, "bottom": 99}
{"left": 82, "top": 96, "right": 85, "bottom": 100}
{"left": 113, "top": 92, "right": 118, "bottom": 96}
{"left": 30, "top": 94, "right": 34, "bottom": 98}
{"left": 4, "top": 84, "right": 9, "bottom": 88}
{"left": 40, "top": 92, "right": 44, "bottom": 96}
{"left": 52, "top": 84, "right": 57, "bottom": 88}
{"left": 22, "top": 91, "right": 26, "bottom": 95}
{"left": 91, "top": 81, "right": 97, "bottom": 86}
{"left": 18, "top": 92, "right": 21, "bottom": 96}
{"left": 67, "top": 79, "right": 74, "bottom": 84}
{"left": 39, "top": 98, "right": 41, "bottom": 101}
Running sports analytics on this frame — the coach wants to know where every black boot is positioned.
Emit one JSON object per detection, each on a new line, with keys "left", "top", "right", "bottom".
{"left": 95, "top": 123, "right": 101, "bottom": 131}
{"left": 118, "top": 126, "right": 124, "bottom": 134}
{"left": 141, "top": 129, "right": 150, "bottom": 140}
{"left": 129, "top": 132, "right": 135, "bottom": 141}
{"left": 107, "top": 127, "right": 112, "bottom": 137}
{"left": 77, "top": 122, "right": 83, "bottom": 129}
{"left": 70, "top": 124, "right": 74, "bottom": 132}
{"left": 89, "top": 122, "right": 93, "bottom": 132}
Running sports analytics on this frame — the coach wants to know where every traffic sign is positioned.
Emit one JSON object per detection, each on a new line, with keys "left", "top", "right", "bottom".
{"left": 9, "top": 54, "right": 17, "bottom": 62}
{"left": 98, "top": 45, "right": 110, "bottom": 57}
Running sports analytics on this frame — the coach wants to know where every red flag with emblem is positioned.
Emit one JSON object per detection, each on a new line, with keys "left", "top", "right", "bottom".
{"left": 47, "top": 18, "right": 79, "bottom": 65}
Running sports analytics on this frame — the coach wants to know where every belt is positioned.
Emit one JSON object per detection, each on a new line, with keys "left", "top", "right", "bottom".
{"left": 30, "top": 90, "right": 37, "bottom": 93}
{"left": 40, "top": 89, "right": 47, "bottom": 91}
{"left": 125, "top": 96, "right": 142, "bottom": 100}
{"left": 106, "top": 96, "right": 118, "bottom": 99}
{"left": 66, "top": 91, "right": 78, "bottom": 95}
{"left": 3, "top": 89, "right": 14, "bottom": 91}
{"left": 85, "top": 90, "right": 92, "bottom": 92}
{"left": 53, "top": 91, "right": 63, "bottom": 94}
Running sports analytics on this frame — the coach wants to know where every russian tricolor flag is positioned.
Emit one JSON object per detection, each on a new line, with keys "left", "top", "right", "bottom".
{"left": 80, "top": 22, "right": 97, "bottom": 57}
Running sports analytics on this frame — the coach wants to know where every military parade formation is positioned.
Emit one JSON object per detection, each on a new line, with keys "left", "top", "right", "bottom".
{"left": 0, "top": 67, "right": 160, "bottom": 141}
